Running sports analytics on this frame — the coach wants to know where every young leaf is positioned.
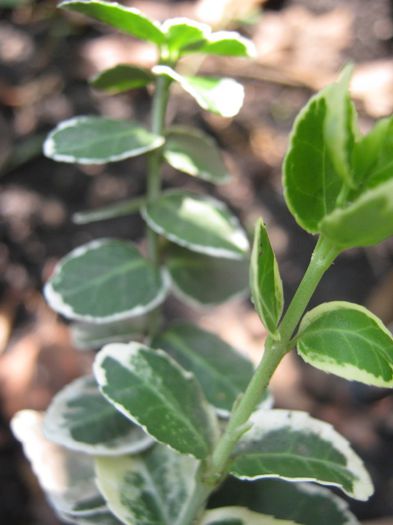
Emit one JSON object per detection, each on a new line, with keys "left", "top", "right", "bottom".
{"left": 164, "top": 126, "right": 230, "bottom": 184}
{"left": 250, "top": 219, "right": 284, "bottom": 334}
{"left": 152, "top": 323, "right": 254, "bottom": 416}
{"left": 71, "top": 316, "right": 148, "bottom": 350}
{"left": 283, "top": 94, "right": 343, "bottom": 233}
{"left": 72, "top": 196, "right": 146, "bottom": 225}
{"left": 90, "top": 65, "right": 154, "bottom": 94}
{"left": 161, "top": 18, "right": 210, "bottom": 56}
{"left": 212, "top": 477, "right": 359, "bottom": 525}
{"left": 198, "top": 31, "right": 256, "bottom": 57}
{"left": 320, "top": 177, "right": 393, "bottom": 248}
{"left": 44, "top": 116, "right": 164, "bottom": 164}
{"left": 202, "top": 507, "right": 296, "bottom": 525}
{"left": 59, "top": 0, "right": 164, "bottom": 44}
{"left": 142, "top": 190, "right": 249, "bottom": 259}
{"left": 153, "top": 65, "right": 245, "bottom": 118}
{"left": 296, "top": 301, "right": 393, "bottom": 387}
{"left": 324, "top": 64, "right": 356, "bottom": 187}
{"left": 230, "top": 409, "right": 373, "bottom": 501}
{"left": 165, "top": 244, "right": 248, "bottom": 306}
{"left": 44, "top": 239, "right": 169, "bottom": 323}
{"left": 94, "top": 342, "right": 219, "bottom": 459}
{"left": 352, "top": 116, "right": 393, "bottom": 190}
{"left": 44, "top": 376, "right": 153, "bottom": 455}
{"left": 11, "top": 410, "right": 106, "bottom": 519}
{"left": 95, "top": 444, "right": 197, "bottom": 525}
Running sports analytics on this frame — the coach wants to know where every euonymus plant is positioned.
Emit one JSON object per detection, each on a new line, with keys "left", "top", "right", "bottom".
{"left": 11, "top": 2, "right": 393, "bottom": 525}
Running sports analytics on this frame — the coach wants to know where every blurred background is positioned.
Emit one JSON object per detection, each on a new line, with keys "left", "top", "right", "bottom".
{"left": 0, "top": 0, "right": 393, "bottom": 523}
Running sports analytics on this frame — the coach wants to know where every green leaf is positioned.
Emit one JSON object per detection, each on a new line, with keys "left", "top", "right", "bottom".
{"left": 44, "top": 116, "right": 164, "bottom": 164}
{"left": 166, "top": 244, "right": 249, "bottom": 306}
{"left": 71, "top": 316, "right": 148, "bottom": 350}
{"left": 153, "top": 65, "right": 245, "bottom": 118}
{"left": 164, "top": 126, "right": 229, "bottom": 184}
{"left": 212, "top": 478, "right": 359, "bottom": 525}
{"left": 198, "top": 31, "right": 256, "bottom": 57}
{"left": 44, "top": 239, "right": 169, "bottom": 323}
{"left": 230, "top": 409, "right": 373, "bottom": 500}
{"left": 250, "top": 219, "right": 284, "bottom": 334}
{"left": 283, "top": 93, "right": 343, "bottom": 233}
{"left": 352, "top": 116, "right": 393, "bottom": 190}
{"left": 152, "top": 323, "right": 255, "bottom": 416}
{"left": 202, "top": 507, "right": 296, "bottom": 525}
{"left": 94, "top": 342, "right": 219, "bottom": 459}
{"left": 11, "top": 410, "right": 106, "bottom": 518}
{"left": 161, "top": 18, "right": 210, "bottom": 56}
{"left": 296, "top": 301, "right": 393, "bottom": 387}
{"left": 90, "top": 65, "right": 154, "bottom": 93}
{"left": 95, "top": 444, "right": 197, "bottom": 525}
{"left": 72, "top": 196, "right": 146, "bottom": 225}
{"left": 324, "top": 65, "right": 356, "bottom": 187}
{"left": 59, "top": 0, "right": 164, "bottom": 44}
{"left": 62, "top": 511, "right": 124, "bottom": 525}
{"left": 142, "top": 191, "right": 249, "bottom": 259}
{"left": 320, "top": 177, "right": 393, "bottom": 247}
{"left": 44, "top": 376, "right": 153, "bottom": 455}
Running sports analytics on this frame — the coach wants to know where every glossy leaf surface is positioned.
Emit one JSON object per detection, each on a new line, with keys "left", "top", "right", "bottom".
{"left": 44, "top": 376, "right": 153, "bottom": 455}
{"left": 230, "top": 409, "right": 373, "bottom": 500}
{"left": 250, "top": 219, "right": 283, "bottom": 334}
{"left": 142, "top": 191, "right": 249, "bottom": 259}
{"left": 91, "top": 65, "right": 154, "bottom": 93}
{"left": 153, "top": 65, "right": 244, "bottom": 118}
{"left": 95, "top": 444, "right": 197, "bottom": 525}
{"left": 45, "top": 239, "right": 169, "bottom": 323}
{"left": 297, "top": 301, "right": 393, "bottom": 387}
{"left": 164, "top": 126, "right": 229, "bottom": 183}
{"left": 202, "top": 507, "right": 295, "bottom": 525}
{"left": 60, "top": 0, "right": 164, "bottom": 43}
{"left": 94, "top": 342, "right": 218, "bottom": 458}
{"left": 11, "top": 410, "right": 106, "bottom": 518}
{"left": 283, "top": 94, "right": 342, "bottom": 233}
{"left": 211, "top": 477, "right": 359, "bottom": 525}
{"left": 166, "top": 244, "right": 248, "bottom": 306}
{"left": 44, "top": 116, "right": 163, "bottom": 164}
{"left": 152, "top": 323, "right": 254, "bottom": 416}
{"left": 320, "top": 178, "right": 393, "bottom": 247}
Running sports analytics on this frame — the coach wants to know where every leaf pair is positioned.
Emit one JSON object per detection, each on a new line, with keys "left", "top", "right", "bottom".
{"left": 284, "top": 65, "right": 393, "bottom": 248}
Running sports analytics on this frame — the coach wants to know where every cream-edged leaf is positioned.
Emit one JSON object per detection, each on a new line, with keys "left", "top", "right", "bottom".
{"left": 94, "top": 342, "right": 219, "bottom": 459}
{"left": 44, "top": 239, "right": 169, "bottom": 323}
{"left": 198, "top": 31, "right": 256, "bottom": 57}
{"left": 72, "top": 196, "right": 146, "bottom": 225}
{"left": 44, "top": 376, "right": 153, "bottom": 455}
{"left": 202, "top": 507, "right": 296, "bottom": 525}
{"left": 142, "top": 191, "right": 249, "bottom": 259}
{"left": 44, "top": 116, "right": 163, "bottom": 164}
{"left": 230, "top": 409, "right": 373, "bottom": 501}
{"left": 95, "top": 444, "right": 197, "bottom": 525}
{"left": 90, "top": 65, "right": 154, "bottom": 94}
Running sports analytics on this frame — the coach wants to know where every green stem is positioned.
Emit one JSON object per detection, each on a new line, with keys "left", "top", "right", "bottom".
{"left": 180, "top": 235, "right": 341, "bottom": 524}
{"left": 146, "top": 75, "right": 171, "bottom": 265}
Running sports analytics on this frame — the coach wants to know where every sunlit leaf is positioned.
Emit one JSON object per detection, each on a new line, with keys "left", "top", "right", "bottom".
{"left": 152, "top": 323, "right": 254, "bottom": 416}
{"left": 44, "top": 116, "right": 163, "bottom": 164}
{"left": 44, "top": 376, "right": 153, "bottom": 455}
{"left": 164, "top": 126, "right": 229, "bottom": 184}
{"left": 320, "top": 177, "right": 393, "bottom": 248}
{"left": 230, "top": 409, "right": 373, "bottom": 501}
{"left": 142, "top": 191, "right": 249, "bottom": 259}
{"left": 166, "top": 244, "right": 248, "bottom": 306}
{"left": 161, "top": 17, "right": 209, "bottom": 56}
{"left": 44, "top": 239, "right": 169, "bottom": 323}
{"left": 60, "top": 0, "right": 164, "bottom": 43}
{"left": 90, "top": 65, "right": 154, "bottom": 93}
{"left": 297, "top": 301, "right": 393, "bottom": 387}
{"left": 153, "top": 65, "right": 244, "bottom": 118}
{"left": 95, "top": 444, "right": 197, "bottom": 525}
{"left": 198, "top": 31, "right": 256, "bottom": 57}
{"left": 94, "top": 342, "right": 219, "bottom": 458}
{"left": 250, "top": 219, "right": 283, "bottom": 334}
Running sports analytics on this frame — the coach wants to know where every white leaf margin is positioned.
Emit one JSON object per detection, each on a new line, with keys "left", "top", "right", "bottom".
{"left": 201, "top": 507, "right": 297, "bottom": 525}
